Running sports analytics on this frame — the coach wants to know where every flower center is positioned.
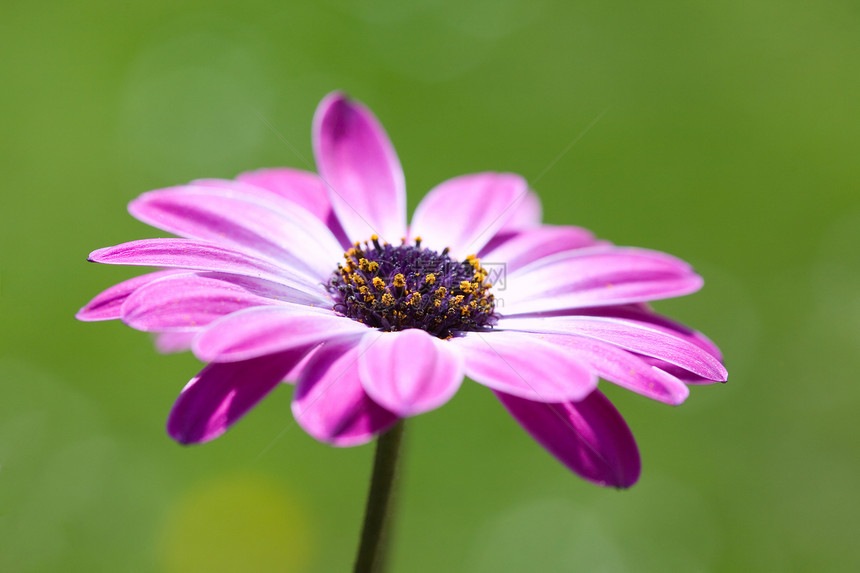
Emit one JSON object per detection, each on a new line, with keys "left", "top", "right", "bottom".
{"left": 327, "top": 236, "right": 498, "bottom": 338}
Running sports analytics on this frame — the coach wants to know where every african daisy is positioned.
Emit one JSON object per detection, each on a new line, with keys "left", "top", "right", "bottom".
{"left": 78, "top": 92, "right": 727, "bottom": 488}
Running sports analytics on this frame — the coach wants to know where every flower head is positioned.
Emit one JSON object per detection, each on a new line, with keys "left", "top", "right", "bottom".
{"left": 78, "top": 92, "right": 726, "bottom": 488}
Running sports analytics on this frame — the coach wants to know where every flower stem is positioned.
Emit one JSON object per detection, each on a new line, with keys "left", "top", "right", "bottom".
{"left": 353, "top": 421, "right": 405, "bottom": 573}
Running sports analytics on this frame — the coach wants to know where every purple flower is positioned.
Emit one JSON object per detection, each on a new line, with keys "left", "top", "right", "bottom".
{"left": 78, "top": 92, "right": 726, "bottom": 488}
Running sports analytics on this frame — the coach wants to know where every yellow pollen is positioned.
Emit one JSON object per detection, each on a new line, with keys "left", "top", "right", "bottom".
{"left": 372, "top": 277, "right": 386, "bottom": 290}
{"left": 424, "top": 273, "right": 436, "bottom": 285}
{"left": 392, "top": 273, "right": 406, "bottom": 288}
{"left": 434, "top": 287, "right": 447, "bottom": 298}
{"left": 381, "top": 293, "right": 395, "bottom": 306}
{"left": 359, "top": 258, "right": 372, "bottom": 272}
{"left": 359, "top": 286, "right": 373, "bottom": 302}
{"left": 368, "top": 261, "right": 379, "bottom": 272}
{"left": 459, "top": 281, "right": 473, "bottom": 294}
{"left": 452, "top": 295, "right": 465, "bottom": 305}
{"left": 408, "top": 292, "right": 422, "bottom": 306}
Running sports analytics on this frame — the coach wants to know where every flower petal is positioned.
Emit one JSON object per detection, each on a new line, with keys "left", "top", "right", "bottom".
{"left": 129, "top": 185, "right": 342, "bottom": 280}
{"left": 293, "top": 338, "right": 399, "bottom": 447}
{"left": 498, "top": 190, "right": 542, "bottom": 231}
{"left": 76, "top": 269, "right": 182, "bottom": 322}
{"left": 154, "top": 331, "right": 197, "bottom": 354}
{"left": 121, "top": 272, "right": 310, "bottom": 332}
{"left": 503, "top": 247, "right": 703, "bottom": 313}
{"left": 479, "top": 225, "right": 600, "bottom": 274}
{"left": 234, "top": 168, "right": 332, "bottom": 222}
{"left": 167, "top": 348, "right": 309, "bottom": 444}
{"left": 523, "top": 332, "right": 689, "bottom": 404}
{"left": 448, "top": 330, "right": 596, "bottom": 402}
{"left": 409, "top": 173, "right": 530, "bottom": 257}
{"left": 312, "top": 92, "right": 406, "bottom": 243}
{"left": 578, "top": 304, "right": 724, "bottom": 360}
{"left": 498, "top": 315, "right": 727, "bottom": 382}
{"left": 537, "top": 304, "right": 725, "bottom": 384}
{"left": 88, "top": 238, "right": 327, "bottom": 300}
{"left": 495, "top": 389, "right": 641, "bottom": 488}
{"left": 358, "top": 329, "right": 464, "bottom": 417}
{"left": 193, "top": 305, "right": 367, "bottom": 363}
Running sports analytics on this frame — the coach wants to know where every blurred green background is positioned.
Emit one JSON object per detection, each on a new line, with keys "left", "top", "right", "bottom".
{"left": 2, "top": 0, "right": 859, "bottom": 571}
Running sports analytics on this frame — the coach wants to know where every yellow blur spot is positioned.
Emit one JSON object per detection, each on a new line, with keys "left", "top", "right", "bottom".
{"left": 160, "top": 472, "right": 312, "bottom": 573}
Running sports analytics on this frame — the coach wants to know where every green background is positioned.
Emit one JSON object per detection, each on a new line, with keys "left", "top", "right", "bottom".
{"left": 2, "top": 0, "right": 859, "bottom": 571}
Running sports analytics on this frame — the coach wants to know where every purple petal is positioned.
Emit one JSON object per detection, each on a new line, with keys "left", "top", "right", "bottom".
{"left": 312, "top": 92, "right": 407, "bottom": 243}
{"left": 121, "top": 272, "right": 302, "bottom": 332}
{"left": 167, "top": 348, "right": 309, "bottom": 444}
{"left": 503, "top": 247, "right": 703, "bottom": 313}
{"left": 358, "top": 329, "right": 464, "bottom": 417}
{"left": 234, "top": 168, "right": 332, "bottom": 222}
{"left": 479, "top": 225, "right": 600, "bottom": 274}
{"left": 193, "top": 305, "right": 367, "bottom": 363}
{"left": 293, "top": 339, "right": 399, "bottom": 447}
{"left": 88, "top": 238, "right": 327, "bottom": 300}
{"left": 498, "top": 316, "right": 727, "bottom": 382}
{"left": 448, "top": 331, "right": 597, "bottom": 402}
{"left": 495, "top": 389, "right": 641, "bottom": 488}
{"left": 76, "top": 270, "right": 182, "bottom": 321}
{"left": 129, "top": 185, "right": 342, "bottom": 280}
{"left": 409, "top": 173, "right": 529, "bottom": 257}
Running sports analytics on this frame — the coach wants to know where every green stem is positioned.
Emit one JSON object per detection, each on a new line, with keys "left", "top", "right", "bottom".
{"left": 353, "top": 421, "right": 405, "bottom": 573}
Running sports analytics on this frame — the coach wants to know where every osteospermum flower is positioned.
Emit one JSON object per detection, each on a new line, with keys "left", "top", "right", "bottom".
{"left": 78, "top": 92, "right": 726, "bottom": 488}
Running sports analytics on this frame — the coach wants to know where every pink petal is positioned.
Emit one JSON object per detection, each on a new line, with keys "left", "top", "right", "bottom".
{"left": 479, "top": 225, "right": 600, "bottom": 275}
{"left": 498, "top": 315, "right": 727, "bottom": 382}
{"left": 498, "top": 190, "right": 542, "bottom": 231}
{"left": 88, "top": 238, "right": 327, "bottom": 300}
{"left": 76, "top": 269, "right": 182, "bottom": 321}
{"left": 312, "top": 92, "right": 407, "bottom": 243}
{"left": 523, "top": 332, "right": 689, "bottom": 404}
{"left": 495, "top": 389, "right": 641, "bottom": 488}
{"left": 548, "top": 304, "right": 725, "bottom": 384}
{"left": 167, "top": 348, "right": 309, "bottom": 444}
{"left": 409, "top": 173, "right": 530, "bottom": 257}
{"left": 293, "top": 339, "right": 399, "bottom": 447}
{"left": 121, "top": 272, "right": 305, "bottom": 332}
{"left": 357, "top": 329, "right": 464, "bottom": 417}
{"left": 448, "top": 331, "right": 596, "bottom": 402}
{"left": 577, "top": 304, "right": 724, "bottom": 360}
{"left": 234, "top": 168, "right": 332, "bottom": 222}
{"left": 503, "top": 247, "right": 703, "bottom": 313}
{"left": 129, "top": 185, "right": 342, "bottom": 280}
{"left": 192, "top": 305, "right": 367, "bottom": 363}
{"left": 154, "top": 331, "right": 197, "bottom": 354}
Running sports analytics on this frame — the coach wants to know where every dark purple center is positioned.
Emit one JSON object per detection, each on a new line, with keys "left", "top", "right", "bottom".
{"left": 327, "top": 236, "right": 498, "bottom": 339}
